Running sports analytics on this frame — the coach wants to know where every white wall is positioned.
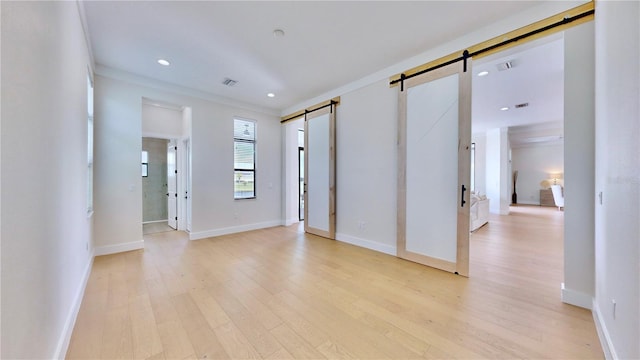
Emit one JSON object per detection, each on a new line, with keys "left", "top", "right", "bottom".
{"left": 283, "top": 118, "right": 303, "bottom": 225}
{"left": 94, "top": 74, "right": 282, "bottom": 250}
{"left": 486, "top": 128, "right": 510, "bottom": 214}
{"left": 336, "top": 80, "right": 398, "bottom": 255}
{"left": 1, "top": 2, "right": 94, "bottom": 358}
{"left": 511, "top": 144, "right": 564, "bottom": 205}
{"left": 93, "top": 76, "right": 145, "bottom": 255}
{"left": 562, "top": 21, "right": 595, "bottom": 310}
{"left": 142, "top": 102, "right": 183, "bottom": 138}
{"left": 593, "top": 2, "right": 640, "bottom": 359}
{"left": 472, "top": 133, "right": 487, "bottom": 196}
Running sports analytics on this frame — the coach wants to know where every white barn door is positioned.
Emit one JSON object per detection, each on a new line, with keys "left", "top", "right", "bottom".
{"left": 397, "top": 60, "right": 472, "bottom": 276}
{"left": 304, "top": 105, "right": 336, "bottom": 239}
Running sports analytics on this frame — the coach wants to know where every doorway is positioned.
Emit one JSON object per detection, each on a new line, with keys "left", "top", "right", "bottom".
{"left": 141, "top": 99, "right": 192, "bottom": 235}
{"left": 299, "top": 145, "right": 304, "bottom": 221}
{"left": 142, "top": 137, "right": 174, "bottom": 234}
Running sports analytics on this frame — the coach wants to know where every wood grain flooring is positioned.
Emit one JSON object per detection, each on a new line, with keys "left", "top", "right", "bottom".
{"left": 67, "top": 205, "right": 603, "bottom": 359}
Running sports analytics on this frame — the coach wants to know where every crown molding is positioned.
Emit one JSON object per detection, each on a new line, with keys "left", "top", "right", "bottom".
{"left": 94, "top": 65, "right": 281, "bottom": 117}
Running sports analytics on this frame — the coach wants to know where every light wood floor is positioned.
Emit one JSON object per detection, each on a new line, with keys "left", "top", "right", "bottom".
{"left": 67, "top": 206, "right": 603, "bottom": 359}
{"left": 143, "top": 221, "right": 176, "bottom": 235}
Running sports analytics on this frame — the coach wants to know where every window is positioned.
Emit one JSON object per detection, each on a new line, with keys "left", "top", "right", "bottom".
{"left": 234, "top": 118, "right": 256, "bottom": 199}
{"left": 87, "top": 73, "right": 94, "bottom": 214}
{"left": 141, "top": 151, "right": 148, "bottom": 177}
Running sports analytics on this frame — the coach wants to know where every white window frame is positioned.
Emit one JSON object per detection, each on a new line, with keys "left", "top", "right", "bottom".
{"left": 233, "top": 118, "right": 257, "bottom": 199}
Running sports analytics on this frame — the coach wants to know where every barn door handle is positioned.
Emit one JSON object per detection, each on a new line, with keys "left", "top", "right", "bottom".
{"left": 461, "top": 185, "right": 467, "bottom": 207}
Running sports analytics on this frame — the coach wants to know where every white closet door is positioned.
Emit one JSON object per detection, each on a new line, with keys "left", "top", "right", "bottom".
{"left": 304, "top": 106, "right": 336, "bottom": 239}
{"left": 167, "top": 142, "right": 177, "bottom": 230}
{"left": 398, "top": 60, "right": 471, "bottom": 276}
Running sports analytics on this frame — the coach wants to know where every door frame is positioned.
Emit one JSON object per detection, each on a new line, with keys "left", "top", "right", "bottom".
{"left": 298, "top": 146, "right": 304, "bottom": 221}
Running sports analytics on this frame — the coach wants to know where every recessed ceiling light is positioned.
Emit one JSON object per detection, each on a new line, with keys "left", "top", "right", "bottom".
{"left": 477, "top": 71, "right": 489, "bottom": 77}
{"left": 157, "top": 59, "right": 170, "bottom": 66}
{"left": 273, "top": 29, "right": 285, "bottom": 38}
{"left": 500, "top": 107, "right": 509, "bottom": 111}
{"left": 267, "top": 93, "right": 275, "bottom": 98}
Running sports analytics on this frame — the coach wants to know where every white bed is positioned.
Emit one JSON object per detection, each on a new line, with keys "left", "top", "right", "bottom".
{"left": 470, "top": 193, "right": 489, "bottom": 232}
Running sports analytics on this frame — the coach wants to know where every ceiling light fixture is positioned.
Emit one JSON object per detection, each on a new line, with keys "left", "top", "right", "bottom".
{"left": 267, "top": 93, "right": 275, "bottom": 98}
{"left": 500, "top": 107, "right": 509, "bottom": 111}
{"left": 477, "top": 71, "right": 489, "bottom": 77}
{"left": 157, "top": 59, "right": 170, "bottom": 66}
{"left": 273, "top": 29, "right": 285, "bottom": 38}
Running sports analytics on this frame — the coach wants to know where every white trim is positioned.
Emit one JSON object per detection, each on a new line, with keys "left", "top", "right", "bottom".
{"left": 94, "top": 240, "right": 144, "bottom": 256}
{"left": 592, "top": 298, "right": 617, "bottom": 360}
{"left": 53, "top": 251, "right": 94, "bottom": 359}
{"left": 561, "top": 282, "right": 593, "bottom": 309}
{"left": 142, "top": 131, "right": 181, "bottom": 140}
{"left": 189, "top": 220, "right": 283, "bottom": 240}
{"left": 515, "top": 200, "right": 541, "bottom": 206}
{"left": 95, "top": 65, "right": 280, "bottom": 117}
{"left": 142, "top": 219, "right": 168, "bottom": 224}
{"left": 336, "top": 233, "right": 396, "bottom": 256}
{"left": 284, "top": 217, "right": 300, "bottom": 227}
{"left": 75, "top": 0, "right": 95, "bottom": 73}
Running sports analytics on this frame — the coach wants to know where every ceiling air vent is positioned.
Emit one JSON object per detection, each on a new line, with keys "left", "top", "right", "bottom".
{"left": 515, "top": 102, "right": 529, "bottom": 109}
{"left": 496, "top": 60, "right": 514, "bottom": 71}
{"left": 222, "top": 78, "right": 238, "bottom": 87}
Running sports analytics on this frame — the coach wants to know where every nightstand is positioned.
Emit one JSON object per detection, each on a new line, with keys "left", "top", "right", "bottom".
{"left": 540, "top": 189, "right": 555, "bottom": 207}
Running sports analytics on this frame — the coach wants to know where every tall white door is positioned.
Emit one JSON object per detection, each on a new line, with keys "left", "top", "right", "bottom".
{"left": 167, "top": 142, "right": 177, "bottom": 229}
{"left": 184, "top": 139, "right": 192, "bottom": 232}
{"left": 397, "top": 60, "right": 472, "bottom": 276}
{"left": 304, "top": 105, "right": 336, "bottom": 239}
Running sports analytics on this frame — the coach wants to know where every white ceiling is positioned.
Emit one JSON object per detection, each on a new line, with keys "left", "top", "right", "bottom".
{"left": 472, "top": 34, "right": 565, "bottom": 146}
{"left": 83, "top": 1, "right": 567, "bottom": 142}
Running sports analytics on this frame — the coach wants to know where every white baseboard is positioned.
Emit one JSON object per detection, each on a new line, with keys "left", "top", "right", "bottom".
{"left": 336, "top": 233, "right": 396, "bottom": 256}
{"left": 190, "top": 220, "right": 283, "bottom": 240}
{"left": 515, "top": 200, "right": 539, "bottom": 205}
{"left": 142, "top": 219, "right": 168, "bottom": 224}
{"left": 592, "top": 298, "right": 617, "bottom": 360}
{"left": 94, "top": 240, "right": 144, "bottom": 256}
{"left": 284, "top": 218, "right": 300, "bottom": 227}
{"left": 53, "top": 251, "right": 94, "bottom": 359}
{"left": 561, "top": 283, "right": 593, "bottom": 309}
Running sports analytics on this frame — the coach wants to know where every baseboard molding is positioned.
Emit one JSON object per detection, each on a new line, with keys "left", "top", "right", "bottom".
{"left": 336, "top": 233, "right": 396, "bottom": 256}
{"left": 142, "top": 219, "right": 168, "bottom": 224}
{"left": 94, "top": 240, "right": 144, "bottom": 256}
{"left": 515, "top": 201, "right": 540, "bottom": 206}
{"left": 592, "top": 298, "right": 617, "bottom": 360}
{"left": 284, "top": 218, "right": 300, "bottom": 227}
{"left": 190, "top": 220, "right": 283, "bottom": 240}
{"left": 561, "top": 283, "right": 593, "bottom": 309}
{"left": 53, "top": 251, "right": 94, "bottom": 359}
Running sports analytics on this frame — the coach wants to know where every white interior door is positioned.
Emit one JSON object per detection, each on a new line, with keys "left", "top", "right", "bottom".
{"left": 184, "top": 139, "right": 192, "bottom": 232}
{"left": 167, "top": 142, "right": 177, "bottom": 229}
{"left": 304, "top": 105, "right": 336, "bottom": 239}
{"left": 398, "top": 60, "right": 471, "bottom": 276}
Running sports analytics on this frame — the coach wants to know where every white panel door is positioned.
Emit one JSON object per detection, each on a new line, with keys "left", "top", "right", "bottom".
{"left": 398, "top": 60, "right": 471, "bottom": 276}
{"left": 304, "top": 105, "right": 336, "bottom": 239}
{"left": 167, "top": 143, "right": 177, "bottom": 229}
